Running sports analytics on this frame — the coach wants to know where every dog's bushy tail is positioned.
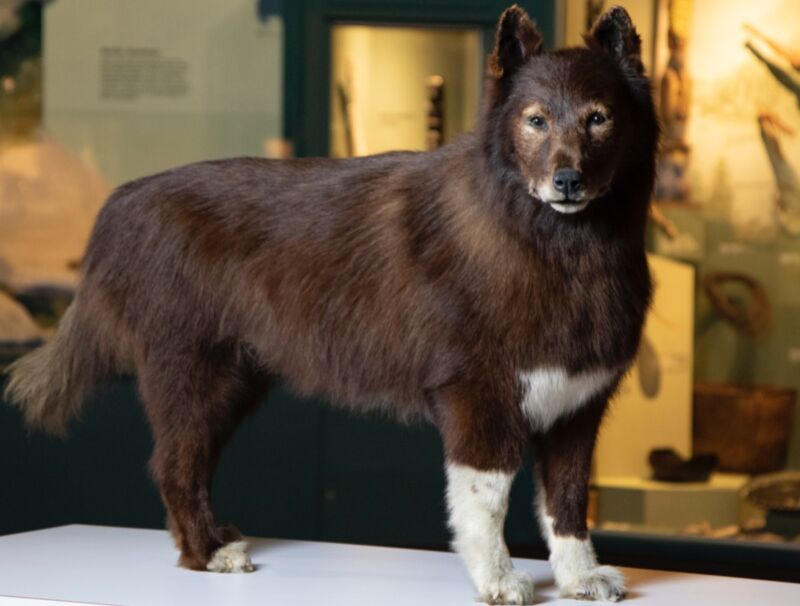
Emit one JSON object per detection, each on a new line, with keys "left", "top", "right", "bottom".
{"left": 4, "top": 299, "right": 111, "bottom": 436}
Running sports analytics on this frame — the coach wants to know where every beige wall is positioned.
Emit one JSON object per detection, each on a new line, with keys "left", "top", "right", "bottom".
{"left": 44, "top": 0, "right": 283, "bottom": 185}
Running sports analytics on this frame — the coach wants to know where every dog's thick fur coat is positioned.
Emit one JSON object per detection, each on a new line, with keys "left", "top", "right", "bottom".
{"left": 5, "top": 6, "right": 657, "bottom": 604}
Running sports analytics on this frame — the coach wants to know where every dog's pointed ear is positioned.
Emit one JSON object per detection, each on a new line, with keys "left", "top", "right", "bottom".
{"left": 586, "top": 6, "right": 644, "bottom": 75}
{"left": 489, "top": 5, "right": 543, "bottom": 81}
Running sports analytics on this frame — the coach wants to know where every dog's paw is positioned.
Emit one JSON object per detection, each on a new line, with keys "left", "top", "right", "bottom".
{"left": 560, "top": 565, "right": 626, "bottom": 602}
{"left": 479, "top": 569, "right": 535, "bottom": 605}
{"left": 206, "top": 540, "right": 254, "bottom": 573}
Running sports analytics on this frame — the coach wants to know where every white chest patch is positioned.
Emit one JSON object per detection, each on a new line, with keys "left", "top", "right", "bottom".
{"left": 519, "top": 367, "right": 617, "bottom": 431}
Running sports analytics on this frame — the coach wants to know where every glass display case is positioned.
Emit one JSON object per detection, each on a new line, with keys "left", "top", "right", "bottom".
{"left": 560, "top": 0, "right": 800, "bottom": 553}
{"left": 329, "top": 24, "right": 481, "bottom": 157}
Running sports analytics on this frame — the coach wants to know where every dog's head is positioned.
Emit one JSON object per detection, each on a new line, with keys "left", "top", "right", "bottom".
{"left": 483, "top": 5, "right": 657, "bottom": 216}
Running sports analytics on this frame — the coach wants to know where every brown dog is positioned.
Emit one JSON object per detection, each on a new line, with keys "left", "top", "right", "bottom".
{"left": 5, "top": 5, "right": 657, "bottom": 604}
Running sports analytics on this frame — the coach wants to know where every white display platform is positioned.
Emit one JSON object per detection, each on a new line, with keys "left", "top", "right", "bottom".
{"left": 0, "top": 525, "right": 797, "bottom": 605}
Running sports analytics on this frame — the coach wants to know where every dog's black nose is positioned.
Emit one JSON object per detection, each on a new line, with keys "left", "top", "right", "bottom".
{"left": 553, "top": 169, "right": 583, "bottom": 198}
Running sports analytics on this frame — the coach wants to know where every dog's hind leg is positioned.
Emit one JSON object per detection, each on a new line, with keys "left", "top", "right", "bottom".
{"left": 532, "top": 395, "right": 626, "bottom": 602}
{"left": 138, "top": 342, "right": 269, "bottom": 572}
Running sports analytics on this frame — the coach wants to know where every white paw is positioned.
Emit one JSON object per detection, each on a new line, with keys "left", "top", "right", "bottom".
{"left": 560, "top": 565, "right": 626, "bottom": 602}
{"left": 206, "top": 541, "right": 254, "bottom": 573}
{"left": 479, "top": 569, "right": 535, "bottom": 605}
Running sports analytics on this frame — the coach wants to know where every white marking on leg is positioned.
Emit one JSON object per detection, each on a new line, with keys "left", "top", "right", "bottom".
{"left": 519, "top": 367, "right": 616, "bottom": 431}
{"left": 446, "top": 464, "right": 533, "bottom": 605}
{"left": 206, "top": 540, "right": 254, "bottom": 573}
{"left": 535, "top": 486, "right": 555, "bottom": 546}
{"left": 536, "top": 489, "right": 626, "bottom": 602}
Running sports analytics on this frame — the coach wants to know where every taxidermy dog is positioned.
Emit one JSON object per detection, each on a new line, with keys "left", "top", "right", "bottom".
{"left": 5, "top": 5, "right": 657, "bottom": 604}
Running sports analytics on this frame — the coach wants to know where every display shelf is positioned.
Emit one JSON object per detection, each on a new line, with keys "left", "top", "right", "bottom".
{"left": 0, "top": 525, "right": 798, "bottom": 605}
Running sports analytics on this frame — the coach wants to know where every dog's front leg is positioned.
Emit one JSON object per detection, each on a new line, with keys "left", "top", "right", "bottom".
{"left": 438, "top": 382, "right": 533, "bottom": 605}
{"left": 532, "top": 397, "right": 626, "bottom": 602}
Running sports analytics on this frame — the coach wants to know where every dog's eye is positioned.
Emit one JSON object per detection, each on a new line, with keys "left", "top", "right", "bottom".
{"left": 527, "top": 115, "right": 547, "bottom": 130}
{"left": 588, "top": 112, "right": 607, "bottom": 127}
